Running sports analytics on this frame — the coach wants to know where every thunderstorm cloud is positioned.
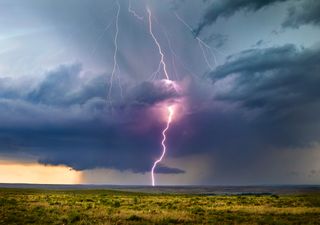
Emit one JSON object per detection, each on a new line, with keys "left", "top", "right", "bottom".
{"left": 0, "top": 0, "right": 320, "bottom": 184}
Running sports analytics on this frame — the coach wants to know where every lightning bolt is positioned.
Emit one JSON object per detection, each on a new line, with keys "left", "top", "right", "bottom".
{"left": 159, "top": 23, "right": 199, "bottom": 80}
{"left": 151, "top": 106, "right": 174, "bottom": 186}
{"left": 90, "top": 20, "right": 113, "bottom": 58}
{"left": 128, "top": 0, "right": 143, "bottom": 20}
{"left": 174, "top": 12, "right": 224, "bottom": 70}
{"left": 146, "top": 8, "right": 178, "bottom": 186}
{"left": 147, "top": 7, "right": 170, "bottom": 80}
{"left": 107, "top": 0, "right": 122, "bottom": 104}
{"left": 163, "top": 29, "right": 179, "bottom": 81}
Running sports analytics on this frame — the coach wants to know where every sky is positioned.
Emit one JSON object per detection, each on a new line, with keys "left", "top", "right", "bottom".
{"left": 0, "top": 0, "right": 320, "bottom": 185}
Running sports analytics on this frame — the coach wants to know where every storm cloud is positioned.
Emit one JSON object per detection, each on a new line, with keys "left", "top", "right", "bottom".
{"left": 282, "top": 0, "right": 320, "bottom": 28}
{"left": 0, "top": 0, "right": 319, "bottom": 184}
{"left": 0, "top": 63, "right": 185, "bottom": 173}
{"left": 195, "top": 0, "right": 289, "bottom": 35}
{"left": 208, "top": 44, "right": 320, "bottom": 150}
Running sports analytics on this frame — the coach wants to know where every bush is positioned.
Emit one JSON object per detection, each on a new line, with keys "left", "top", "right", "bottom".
{"left": 133, "top": 196, "right": 139, "bottom": 204}
{"left": 191, "top": 207, "right": 205, "bottom": 215}
{"left": 68, "top": 211, "right": 81, "bottom": 223}
{"left": 127, "top": 215, "right": 142, "bottom": 221}
{"left": 113, "top": 200, "right": 121, "bottom": 208}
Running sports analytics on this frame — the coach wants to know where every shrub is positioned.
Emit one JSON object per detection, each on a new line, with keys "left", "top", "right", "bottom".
{"left": 127, "top": 215, "right": 142, "bottom": 221}
{"left": 113, "top": 200, "right": 121, "bottom": 208}
{"left": 133, "top": 196, "right": 139, "bottom": 204}
{"left": 68, "top": 211, "right": 81, "bottom": 223}
{"left": 191, "top": 207, "right": 205, "bottom": 215}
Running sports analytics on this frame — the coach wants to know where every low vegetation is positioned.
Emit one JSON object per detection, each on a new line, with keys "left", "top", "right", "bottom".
{"left": 0, "top": 188, "right": 320, "bottom": 224}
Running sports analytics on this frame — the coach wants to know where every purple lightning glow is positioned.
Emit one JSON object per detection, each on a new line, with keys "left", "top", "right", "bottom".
{"left": 151, "top": 106, "right": 174, "bottom": 186}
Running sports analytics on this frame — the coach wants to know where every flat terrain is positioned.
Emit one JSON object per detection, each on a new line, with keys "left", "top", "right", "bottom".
{"left": 0, "top": 187, "right": 320, "bottom": 224}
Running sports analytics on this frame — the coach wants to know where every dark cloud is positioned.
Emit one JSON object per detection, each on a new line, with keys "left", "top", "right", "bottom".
{"left": 211, "top": 44, "right": 320, "bottom": 105}
{"left": 27, "top": 64, "right": 84, "bottom": 105}
{"left": 127, "top": 80, "right": 180, "bottom": 106}
{"left": 2, "top": 44, "right": 320, "bottom": 180}
{"left": 282, "top": 0, "right": 320, "bottom": 28}
{"left": 131, "top": 43, "right": 320, "bottom": 183}
{"left": 155, "top": 166, "right": 185, "bottom": 174}
{"left": 195, "top": 0, "right": 288, "bottom": 35}
{"left": 203, "top": 33, "right": 228, "bottom": 48}
{"left": 0, "top": 63, "right": 183, "bottom": 173}
{"left": 212, "top": 44, "right": 300, "bottom": 80}
{"left": 27, "top": 64, "right": 110, "bottom": 107}
{"left": 0, "top": 100, "right": 160, "bottom": 173}
{"left": 1, "top": 0, "right": 319, "bottom": 184}
{"left": 209, "top": 44, "right": 320, "bottom": 147}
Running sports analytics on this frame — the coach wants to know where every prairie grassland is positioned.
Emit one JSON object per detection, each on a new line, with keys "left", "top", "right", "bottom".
{"left": 0, "top": 188, "right": 320, "bottom": 224}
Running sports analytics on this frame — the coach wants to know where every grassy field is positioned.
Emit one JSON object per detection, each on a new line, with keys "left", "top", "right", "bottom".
{"left": 0, "top": 188, "right": 320, "bottom": 224}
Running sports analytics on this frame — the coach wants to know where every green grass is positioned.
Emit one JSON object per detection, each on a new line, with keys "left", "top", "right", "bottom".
{"left": 0, "top": 188, "right": 320, "bottom": 224}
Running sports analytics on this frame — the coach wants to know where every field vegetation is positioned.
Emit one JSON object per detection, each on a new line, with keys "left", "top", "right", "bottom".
{"left": 0, "top": 188, "right": 320, "bottom": 224}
